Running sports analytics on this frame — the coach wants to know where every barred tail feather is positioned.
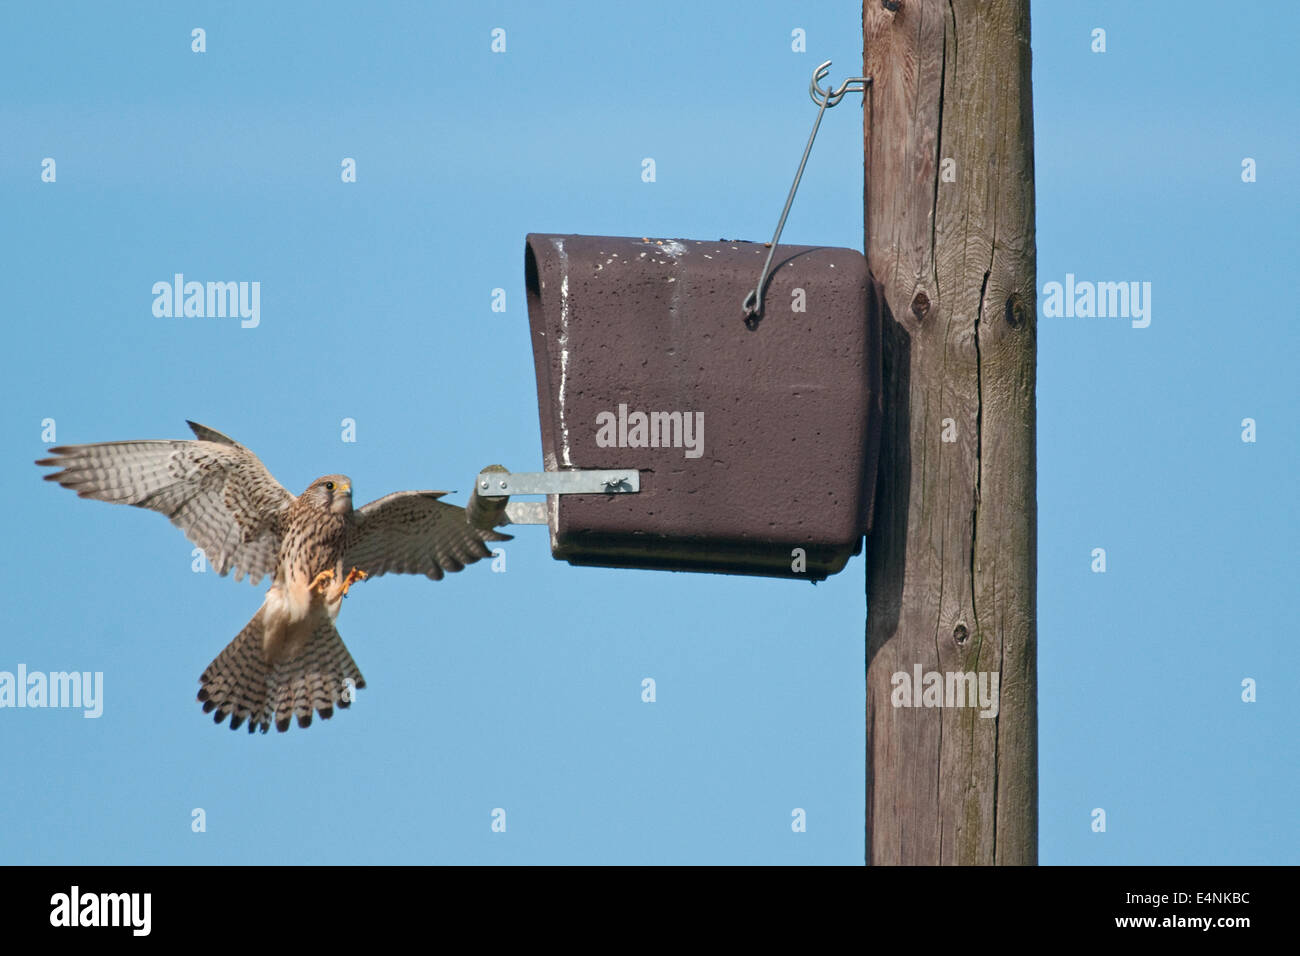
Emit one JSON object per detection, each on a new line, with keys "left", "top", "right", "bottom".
{"left": 198, "top": 608, "right": 366, "bottom": 734}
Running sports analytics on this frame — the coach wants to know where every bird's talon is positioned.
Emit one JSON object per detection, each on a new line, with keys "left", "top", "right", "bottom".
{"left": 339, "top": 567, "right": 368, "bottom": 598}
{"left": 309, "top": 568, "right": 335, "bottom": 592}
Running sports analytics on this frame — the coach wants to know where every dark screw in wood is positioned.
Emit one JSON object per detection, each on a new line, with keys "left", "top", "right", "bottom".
{"left": 910, "top": 290, "right": 930, "bottom": 320}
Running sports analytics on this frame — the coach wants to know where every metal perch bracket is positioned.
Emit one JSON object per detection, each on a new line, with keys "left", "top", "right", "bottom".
{"left": 741, "top": 59, "right": 871, "bottom": 329}
{"left": 466, "top": 468, "right": 640, "bottom": 527}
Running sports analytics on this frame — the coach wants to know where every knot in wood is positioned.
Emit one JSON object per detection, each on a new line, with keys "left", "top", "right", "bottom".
{"left": 1005, "top": 293, "right": 1028, "bottom": 329}
{"left": 910, "top": 290, "right": 930, "bottom": 321}
{"left": 952, "top": 623, "right": 969, "bottom": 645}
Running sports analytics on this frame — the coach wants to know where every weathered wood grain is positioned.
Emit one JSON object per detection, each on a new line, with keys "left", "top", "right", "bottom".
{"left": 864, "top": 0, "right": 1037, "bottom": 865}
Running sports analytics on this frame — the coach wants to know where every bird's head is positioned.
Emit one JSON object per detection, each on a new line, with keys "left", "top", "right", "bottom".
{"left": 306, "top": 475, "right": 354, "bottom": 515}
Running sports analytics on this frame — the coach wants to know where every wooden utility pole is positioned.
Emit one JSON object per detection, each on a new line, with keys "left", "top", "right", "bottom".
{"left": 863, "top": 0, "right": 1037, "bottom": 864}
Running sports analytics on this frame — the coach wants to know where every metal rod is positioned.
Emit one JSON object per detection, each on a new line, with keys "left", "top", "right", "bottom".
{"left": 742, "top": 60, "right": 870, "bottom": 329}
{"left": 741, "top": 87, "right": 831, "bottom": 328}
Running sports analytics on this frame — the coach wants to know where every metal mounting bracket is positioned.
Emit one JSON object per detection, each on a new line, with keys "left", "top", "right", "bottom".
{"left": 470, "top": 469, "right": 640, "bottom": 526}
{"left": 475, "top": 470, "right": 640, "bottom": 497}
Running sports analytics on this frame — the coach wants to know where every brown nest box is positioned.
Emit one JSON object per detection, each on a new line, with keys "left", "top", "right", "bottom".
{"left": 523, "top": 233, "right": 881, "bottom": 581}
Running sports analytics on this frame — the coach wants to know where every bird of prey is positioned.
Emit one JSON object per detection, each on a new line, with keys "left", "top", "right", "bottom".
{"left": 36, "top": 421, "right": 509, "bottom": 734}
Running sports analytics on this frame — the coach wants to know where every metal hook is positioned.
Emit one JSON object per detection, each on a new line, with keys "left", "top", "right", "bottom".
{"left": 743, "top": 60, "right": 871, "bottom": 329}
{"left": 809, "top": 59, "right": 871, "bottom": 109}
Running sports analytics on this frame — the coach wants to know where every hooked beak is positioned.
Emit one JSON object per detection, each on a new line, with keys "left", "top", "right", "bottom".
{"left": 331, "top": 481, "right": 353, "bottom": 514}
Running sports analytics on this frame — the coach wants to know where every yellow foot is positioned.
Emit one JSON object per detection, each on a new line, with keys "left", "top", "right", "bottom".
{"left": 339, "top": 567, "right": 369, "bottom": 598}
{"left": 309, "top": 568, "right": 335, "bottom": 592}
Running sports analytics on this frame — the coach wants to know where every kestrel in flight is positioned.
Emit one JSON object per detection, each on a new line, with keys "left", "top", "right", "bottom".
{"left": 36, "top": 421, "right": 509, "bottom": 734}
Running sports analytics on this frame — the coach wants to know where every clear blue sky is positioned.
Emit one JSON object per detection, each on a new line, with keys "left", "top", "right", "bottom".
{"left": 1, "top": 1, "right": 1294, "bottom": 865}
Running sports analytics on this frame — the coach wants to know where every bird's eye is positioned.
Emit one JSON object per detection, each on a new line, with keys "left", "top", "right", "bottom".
{"left": 325, "top": 481, "right": 334, "bottom": 491}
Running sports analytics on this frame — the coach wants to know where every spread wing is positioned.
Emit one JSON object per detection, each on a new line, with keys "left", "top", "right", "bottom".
{"left": 347, "top": 491, "right": 511, "bottom": 581}
{"left": 36, "top": 421, "right": 294, "bottom": 585}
